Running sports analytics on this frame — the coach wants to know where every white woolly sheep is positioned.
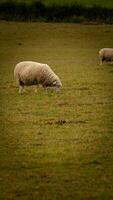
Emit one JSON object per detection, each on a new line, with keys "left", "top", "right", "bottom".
{"left": 14, "top": 61, "right": 62, "bottom": 94}
{"left": 99, "top": 48, "right": 113, "bottom": 65}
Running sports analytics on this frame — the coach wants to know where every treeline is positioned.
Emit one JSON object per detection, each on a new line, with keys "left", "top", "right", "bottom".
{"left": 0, "top": 0, "right": 113, "bottom": 23}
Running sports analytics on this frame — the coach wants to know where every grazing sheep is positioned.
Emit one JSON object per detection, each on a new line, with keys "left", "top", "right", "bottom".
{"left": 14, "top": 61, "right": 62, "bottom": 94}
{"left": 99, "top": 48, "right": 113, "bottom": 65}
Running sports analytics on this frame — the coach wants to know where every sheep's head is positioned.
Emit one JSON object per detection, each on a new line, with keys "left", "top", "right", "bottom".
{"left": 52, "top": 79, "right": 62, "bottom": 92}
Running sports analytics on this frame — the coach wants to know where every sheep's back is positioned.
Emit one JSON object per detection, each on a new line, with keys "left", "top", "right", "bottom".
{"left": 99, "top": 48, "right": 113, "bottom": 59}
{"left": 14, "top": 61, "right": 56, "bottom": 85}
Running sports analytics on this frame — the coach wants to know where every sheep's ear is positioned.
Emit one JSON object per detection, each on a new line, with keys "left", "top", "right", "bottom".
{"left": 53, "top": 81, "right": 57, "bottom": 86}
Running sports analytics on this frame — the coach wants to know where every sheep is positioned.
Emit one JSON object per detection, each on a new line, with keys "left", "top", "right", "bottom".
{"left": 14, "top": 61, "right": 62, "bottom": 94}
{"left": 99, "top": 48, "right": 113, "bottom": 65}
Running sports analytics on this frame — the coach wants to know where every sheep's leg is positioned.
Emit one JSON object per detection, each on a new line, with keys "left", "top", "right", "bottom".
{"left": 99, "top": 57, "right": 103, "bottom": 65}
{"left": 19, "top": 85, "right": 24, "bottom": 94}
{"left": 43, "top": 86, "right": 48, "bottom": 93}
{"left": 34, "top": 85, "right": 38, "bottom": 93}
{"left": 19, "top": 80, "right": 24, "bottom": 94}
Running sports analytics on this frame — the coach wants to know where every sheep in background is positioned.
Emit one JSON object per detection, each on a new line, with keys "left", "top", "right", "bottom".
{"left": 99, "top": 48, "right": 113, "bottom": 65}
{"left": 14, "top": 61, "right": 62, "bottom": 94}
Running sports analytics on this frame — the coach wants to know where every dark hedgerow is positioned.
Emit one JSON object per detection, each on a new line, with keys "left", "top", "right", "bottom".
{"left": 0, "top": 1, "right": 28, "bottom": 21}
{"left": 0, "top": 0, "right": 113, "bottom": 23}
{"left": 0, "top": 0, "right": 46, "bottom": 21}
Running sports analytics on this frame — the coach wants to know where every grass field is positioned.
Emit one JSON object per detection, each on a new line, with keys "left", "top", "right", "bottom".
{"left": 0, "top": 21, "right": 113, "bottom": 200}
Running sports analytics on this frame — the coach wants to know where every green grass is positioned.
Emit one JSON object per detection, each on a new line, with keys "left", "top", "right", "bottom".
{"left": 0, "top": 21, "right": 113, "bottom": 200}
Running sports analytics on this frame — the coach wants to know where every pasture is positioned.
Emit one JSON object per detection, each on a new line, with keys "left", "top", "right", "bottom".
{"left": 0, "top": 21, "right": 113, "bottom": 200}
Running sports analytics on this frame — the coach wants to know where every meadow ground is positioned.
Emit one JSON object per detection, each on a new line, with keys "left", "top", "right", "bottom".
{"left": 0, "top": 21, "right": 113, "bottom": 200}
